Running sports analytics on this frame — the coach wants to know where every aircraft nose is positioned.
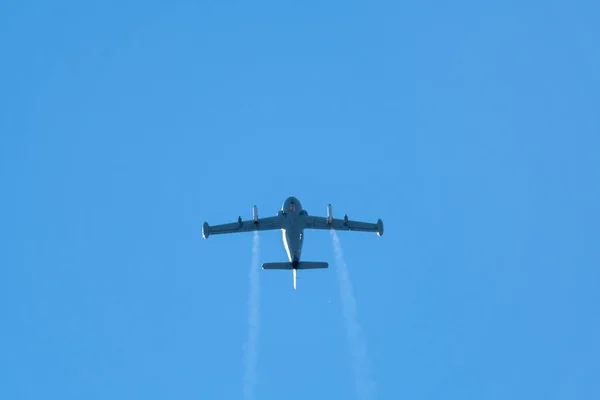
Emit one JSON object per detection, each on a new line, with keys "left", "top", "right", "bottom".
{"left": 283, "top": 196, "right": 301, "bottom": 211}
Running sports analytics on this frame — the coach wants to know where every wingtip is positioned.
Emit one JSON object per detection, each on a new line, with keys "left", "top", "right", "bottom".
{"left": 202, "top": 222, "right": 210, "bottom": 239}
{"left": 376, "top": 218, "right": 384, "bottom": 236}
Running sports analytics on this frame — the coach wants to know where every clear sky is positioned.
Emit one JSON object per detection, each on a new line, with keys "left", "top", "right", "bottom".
{"left": 1, "top": 0, "right": 599, "bottom": 399}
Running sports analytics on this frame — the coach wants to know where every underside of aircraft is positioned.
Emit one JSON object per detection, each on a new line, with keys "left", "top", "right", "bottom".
{"left": 203, "top": 196, "right": 383, "bottom": 289}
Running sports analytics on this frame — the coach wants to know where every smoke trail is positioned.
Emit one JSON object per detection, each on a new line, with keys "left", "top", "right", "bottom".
{"left": 331, "top": 230, "right": 376, "bottom": 399}
{"left": 243, "top": 231, "right": 260, "bottom": 400}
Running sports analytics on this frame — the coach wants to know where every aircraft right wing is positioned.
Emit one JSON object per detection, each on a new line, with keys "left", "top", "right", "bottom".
{"left": 202, "top": 215, "right": 282, "bottom": 239}
{"left": 304, "top": 215, "right": 384, "bottom": 236}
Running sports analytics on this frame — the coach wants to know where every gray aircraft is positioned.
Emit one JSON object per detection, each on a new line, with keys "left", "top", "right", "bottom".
{"left": 202, "top": 196, "right": 384, "bottom": 289}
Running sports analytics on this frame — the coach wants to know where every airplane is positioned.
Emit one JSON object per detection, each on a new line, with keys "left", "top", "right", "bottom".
{"left": 202, "top": 196, "right": 384, "bottom": 290}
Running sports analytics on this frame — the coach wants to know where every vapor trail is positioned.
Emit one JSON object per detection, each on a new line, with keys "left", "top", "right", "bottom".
{"left": 331, "top": 230, "right": 376, "bottom": 399}
{"left": 243, "top": 231, "right": 260, "bottom": 400}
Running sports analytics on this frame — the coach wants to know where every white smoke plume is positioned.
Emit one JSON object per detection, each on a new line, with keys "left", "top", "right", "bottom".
{"left": 243, "top": 231, "right": 260, "bottom": 400}
{"left": 331, "top": 230, "right": 376, "bottom": 399}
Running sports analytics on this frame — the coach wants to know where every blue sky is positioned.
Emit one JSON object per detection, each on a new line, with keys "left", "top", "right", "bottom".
{"left": 1, "top": 0, "right": 599, "bottom": 399}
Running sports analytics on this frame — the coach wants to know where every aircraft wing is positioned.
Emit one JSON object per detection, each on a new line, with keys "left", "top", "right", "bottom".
{"left": 304, "top": 216, "right": 384, "bottom": 236}
{"left": 202, "top": 216, "right": 282, "bottom": 238}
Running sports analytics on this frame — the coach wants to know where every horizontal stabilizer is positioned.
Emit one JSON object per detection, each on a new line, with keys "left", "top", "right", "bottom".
{"left": 296, "top": 262, "right": 328, "bottom": 269}
{"left": 262, "top": 261, "right": 328, "bottom": 270}
{"left": 262, "top": 262, "right": 293, "bottom": 270}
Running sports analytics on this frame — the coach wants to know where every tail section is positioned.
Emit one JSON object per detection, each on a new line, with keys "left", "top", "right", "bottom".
{"left": 261, "top": 261, "right": 329, "bottom": 270}
{"left": 262, "top": 262, "right": 293, "bottom": 270}
{"left": 262, "top": 261, "right": 329, "bottom": 290}
{"left": 296, "top": 261, "right": 328, "bottom": 269}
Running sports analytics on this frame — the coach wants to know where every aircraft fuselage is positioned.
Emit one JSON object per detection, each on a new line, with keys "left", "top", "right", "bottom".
{"left": 280, "top": 196, "right": 304, "bottom": 266}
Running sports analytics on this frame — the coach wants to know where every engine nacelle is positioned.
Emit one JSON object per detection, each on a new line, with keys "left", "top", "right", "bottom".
{"left": 327, "top": 204, "right": 333, "bottom": 223}
{"left": 253, "top": 205, "right": 258, "bottom": 224}
{"left": 202, "top": 222, "right": 210, "bottom": 239}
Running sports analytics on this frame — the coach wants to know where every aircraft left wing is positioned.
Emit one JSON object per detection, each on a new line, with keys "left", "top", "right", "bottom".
{"left": 202, "top": 216, "right": 282, "bottom": 239}
{"left": 304, "top": 215, "right": 384, "bottom": 236}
